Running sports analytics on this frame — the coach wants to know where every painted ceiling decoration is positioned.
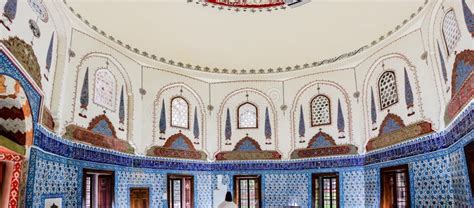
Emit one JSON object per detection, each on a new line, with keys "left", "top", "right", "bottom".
{"left": 203, "top": 0, "right": 285, "bottom": 10}
{"left": 63, "top": 0, "right": 428, "bottom": 74}
{"left": 0, "top": 37, "right": 41, "bottom": 89}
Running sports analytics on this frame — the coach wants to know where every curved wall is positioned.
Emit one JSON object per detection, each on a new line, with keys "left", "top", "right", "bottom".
{"left": 0, "top": 0, "right": 473, "bottom": 207}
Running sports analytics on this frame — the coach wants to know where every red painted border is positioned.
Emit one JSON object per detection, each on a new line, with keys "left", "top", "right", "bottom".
{"left": 0, "top": 148, "right": 23, "bottom": 208}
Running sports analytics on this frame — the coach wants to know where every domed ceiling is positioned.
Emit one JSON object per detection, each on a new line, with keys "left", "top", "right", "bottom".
{"left": 66, "top": 0, "right": 426, "bottom": 72}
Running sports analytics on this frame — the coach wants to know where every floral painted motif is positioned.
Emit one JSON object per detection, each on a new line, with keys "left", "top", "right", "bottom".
{"left": 159, "top": 99, "right": 166, "bottom": 140}
{"left": 78, "top": 68, "right": 89, "bottom": 118}
{"left": 193, "top": 107, "right": 200, "bottom": 144}
{"left": 298, "top": 105, "right": 305, "bottom": 143}
{"left": 337, "top": 99, "right": 345, "bottom": 138}
{"left": 404, "top": 68, "right": 415, "bottom": 116}
{"left": 264, "top": 107, "right": 271, "bottom": 144}
{"left": 225, "top": 108, "right": 232, "bottom": 145}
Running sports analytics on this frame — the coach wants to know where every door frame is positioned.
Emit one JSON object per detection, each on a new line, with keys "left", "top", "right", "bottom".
{"left": 380, "top": 164, "right": 410, "bottom": 208}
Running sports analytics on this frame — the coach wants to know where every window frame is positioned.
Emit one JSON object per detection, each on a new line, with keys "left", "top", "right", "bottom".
{"left": 464, "top": 141, "right": 474, "bottom": 197}
{"left": 377, "top": 71, "right": 399, "bottom": 110}
{"left": 310, "top": 94, "right": 332, "bottom": 127}
{"left": 441, "top": 9, "right": 460, "bottom": 57}
{"left": 93, "top": 68, "right": 117, "bottom": 111}
{"left": 237, "top": 102, "right": 259, "bottom": 129}
{"left": 380, "top": 164, "right": 410, "bottom": 208}
{"left": 130, "top": 187, "right": 149, "bottom": 208}
{"left": 233, "top": 175, "right": 262, "bottom": 208}
{"left": 312, "top": 173, "right": 340, "bottom": 208}
{"left": 82, "top": 169, "right": 115, "bottom": 208}
{"left": 167, "top": 174, "right": 194, "bottom": 208}
{"left": 170, "top": 96, "right": 190, "bottom": 129}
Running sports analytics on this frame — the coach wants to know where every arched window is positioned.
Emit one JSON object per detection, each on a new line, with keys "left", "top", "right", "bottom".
{"left": 378, "top": 71, "right": 399, "bottom": 110}
{"left": 94, "top": 69, "right": 116, "bottom": 110}
{"left": 310, "top": 95, "right": 331, "bottom": 126}
{"left": 171, "top": 97, "right": 189, "bottom": 128}
{"left": 238, "top": 102, "right": 258, "bottom": 129}
{"left": 442, "top": 10, "right": 461, "bottom": 56}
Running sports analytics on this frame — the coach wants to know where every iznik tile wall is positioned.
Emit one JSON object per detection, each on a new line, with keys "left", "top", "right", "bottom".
{"left": 341, "top": 169, "right": 365, "bottom": 207}
{"left": 412, "top": 153, "right": 453, "bottom": 206}
{"left": 263, "top": 173, "right": 309, "bottom": 207}
{"left": 25, "top": 105, "right": 474, "bottom": 208}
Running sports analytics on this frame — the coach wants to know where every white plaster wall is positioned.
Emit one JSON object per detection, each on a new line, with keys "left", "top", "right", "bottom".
{"left": 0, "top": 0, "right": 58, "bottom": 109}
{"left": 21, "top": 0, "right": 472, "bottom": 159}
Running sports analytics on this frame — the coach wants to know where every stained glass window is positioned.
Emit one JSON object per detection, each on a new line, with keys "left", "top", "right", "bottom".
{"left": 311, "top": 95, "right": 331, "bottom": 126}
{"left": 238, "top": 103, "right": 258, "bottom": 128}
{"left": 171, "top": 97, "right": 189, "bottom": 128}
{"left": 442, "top": 10, "right": 461, "bottom": 56}
{"left": 93, "top": 69, "right": 116, "bottom": 110}
{"left": 378, "top": 71, "right": 399, "bottom": 110}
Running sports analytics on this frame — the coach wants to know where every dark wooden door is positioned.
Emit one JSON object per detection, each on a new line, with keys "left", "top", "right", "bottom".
{"left": 380, "top": 165, "right": 409, "bottom": 208}
{"left": 381, "top": 173, "right": 396, "bottom": 208}
{"left": 131, "top": 188, "right": 149, "bottom": 208}
{"left": 98, "top": 175, "right": 113, "bottom": 208}
{"left": 464, "top": 142, "right": 474, "bottom": 197}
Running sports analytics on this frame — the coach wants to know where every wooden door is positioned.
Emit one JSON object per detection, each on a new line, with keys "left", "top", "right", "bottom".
{"left": 380, "top": 165, "right": 409, "bottom": 208}
{"left": 464, "top": 142, "right": 474, "bottom": 197}
{"left": 98, "top": 175, "right": 113, "bottom": 208}
{"left": 131, "top": 188, "right": 149, "bottom": 208}
{"left": 381, "top": 173, "right": 396, "bottom": 208}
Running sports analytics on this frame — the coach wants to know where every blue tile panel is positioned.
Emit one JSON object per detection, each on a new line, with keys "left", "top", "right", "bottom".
{"left": 25, "top": 104, "right": 473, "bottom": 207}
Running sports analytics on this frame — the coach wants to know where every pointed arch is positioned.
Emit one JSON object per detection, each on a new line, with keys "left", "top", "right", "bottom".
{"left": 153, "top": 83, "right": 206, "bottom": 141}
{"left": 217, "top": 88, "right": 278, "bottom": 153}
{"left": 74, "top": 53, "right": 134, "bottom": 139}
{"left": 290, "top": 80, "right": 352, "bottom": 153}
